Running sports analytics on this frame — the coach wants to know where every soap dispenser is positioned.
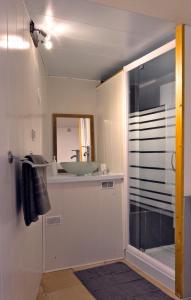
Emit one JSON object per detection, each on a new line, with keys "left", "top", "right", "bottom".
{"left": 52, "top": 156, "right": 58, "bottom": 176}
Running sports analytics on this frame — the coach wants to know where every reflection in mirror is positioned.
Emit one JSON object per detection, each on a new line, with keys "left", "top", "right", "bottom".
{"left": 53, "top": 114, "right": 95, "bottom": 162}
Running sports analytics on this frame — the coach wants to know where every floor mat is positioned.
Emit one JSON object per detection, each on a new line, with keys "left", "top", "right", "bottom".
{"left": 75, "top": 262, "right": 173, "bottom": 300}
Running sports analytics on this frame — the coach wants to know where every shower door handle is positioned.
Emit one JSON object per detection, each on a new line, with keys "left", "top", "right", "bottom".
{"left": 171, "top": 152, "right": 176, "bottom": 172}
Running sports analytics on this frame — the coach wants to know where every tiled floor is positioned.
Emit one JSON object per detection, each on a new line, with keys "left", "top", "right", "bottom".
{"left": 36, "top": 260, "right": 177, "bottom": 300}
{"left": 37, "top": 268, "right": 95, "bottom": 300}
{"left": 146, "top": 244, "right": 175, "bottom": 269}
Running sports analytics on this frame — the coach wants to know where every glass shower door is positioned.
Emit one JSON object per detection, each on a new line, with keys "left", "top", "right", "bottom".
{"left": 128, "top": 49, "right": 176, "bottom": 270}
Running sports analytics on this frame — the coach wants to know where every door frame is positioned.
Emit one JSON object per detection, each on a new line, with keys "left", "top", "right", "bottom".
{"left": 123, "top": 39, "right": 177, "bottom": 291}
{"left": 175, "top": 24, "right": 184, "bottom": 299}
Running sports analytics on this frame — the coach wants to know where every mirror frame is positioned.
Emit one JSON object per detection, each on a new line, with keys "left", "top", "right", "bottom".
{"left": 52, "top": 113, "right": 95, "bottom": 162}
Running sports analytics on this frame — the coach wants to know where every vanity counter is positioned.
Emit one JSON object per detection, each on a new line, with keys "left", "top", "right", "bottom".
{"left": 47, "top": 173, "right": 124, "bottom": 184}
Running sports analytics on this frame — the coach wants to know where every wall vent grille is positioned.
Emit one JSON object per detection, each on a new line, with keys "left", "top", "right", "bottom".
{"left": 46, "top": 216, "right": 63, "bottom": 226}
{"left": 101, "top": 181, "right": 114, "bottom": 189}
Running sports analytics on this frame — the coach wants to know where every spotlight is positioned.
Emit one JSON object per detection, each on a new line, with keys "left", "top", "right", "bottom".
{"left": 30, "top": 20, "right": 47, "bottom": 48}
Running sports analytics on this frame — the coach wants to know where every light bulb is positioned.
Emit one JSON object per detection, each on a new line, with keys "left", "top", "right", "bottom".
{"left": 44, "top": 40, "right": 53, "bottom": 50}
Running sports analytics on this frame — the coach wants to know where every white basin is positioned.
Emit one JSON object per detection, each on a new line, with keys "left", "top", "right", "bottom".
{"left": 60, "top": 162, "right": 99, "bottom": 176}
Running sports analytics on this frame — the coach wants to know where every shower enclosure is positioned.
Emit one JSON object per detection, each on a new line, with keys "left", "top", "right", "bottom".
{"left": 124, "top": 41, "right": 176, "bottom": 286}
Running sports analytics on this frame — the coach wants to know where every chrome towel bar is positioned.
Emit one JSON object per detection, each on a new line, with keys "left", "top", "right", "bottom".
{"left": 8, "top": 151, "right": 50, "bottom": 168}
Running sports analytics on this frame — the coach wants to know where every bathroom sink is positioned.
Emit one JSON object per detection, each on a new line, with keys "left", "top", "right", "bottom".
{"left": 60, "top": 162, "right": 99, "bottom": 176}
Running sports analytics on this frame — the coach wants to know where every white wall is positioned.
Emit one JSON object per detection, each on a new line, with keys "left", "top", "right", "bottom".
{"left": 96, "top": 72, "right": 124, "bottom": 172}
{"left": 0, "top": 1, "right": 47, "bottom": 299}
{"left": 45, "top": 77, "right": 99, "bottom": 161}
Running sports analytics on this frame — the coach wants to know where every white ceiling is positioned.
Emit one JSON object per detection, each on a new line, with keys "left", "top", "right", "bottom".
{"left": 25, "top": 0, "right": 175, "bottom": 81}
{"left": 91, "top": 0, "right": 191, "bottom": 25}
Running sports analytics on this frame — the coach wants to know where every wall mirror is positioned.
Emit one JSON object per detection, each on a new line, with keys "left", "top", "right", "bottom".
{"left": 53, "top": 114, "right": 95, "bottom": 162}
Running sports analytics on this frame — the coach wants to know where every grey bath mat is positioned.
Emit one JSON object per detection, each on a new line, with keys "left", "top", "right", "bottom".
{"left": 75, "top": 262, "right": 173, "bottom": 300}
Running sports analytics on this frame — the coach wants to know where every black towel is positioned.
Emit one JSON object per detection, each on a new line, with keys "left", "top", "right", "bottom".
{"left": 22, "top": 155, "right": 51, "bottom": 226}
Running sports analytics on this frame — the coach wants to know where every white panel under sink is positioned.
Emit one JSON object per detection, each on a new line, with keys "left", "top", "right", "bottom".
{"left": 45, "top": 180, "right": 124, "bottom": 271}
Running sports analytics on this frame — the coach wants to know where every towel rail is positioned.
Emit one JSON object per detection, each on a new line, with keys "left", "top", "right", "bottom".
{"left": 8, "top": 151, "right": 50, "bottom": 168}
{"left": 22, "top": 160, "right": 50, "bottom": 168}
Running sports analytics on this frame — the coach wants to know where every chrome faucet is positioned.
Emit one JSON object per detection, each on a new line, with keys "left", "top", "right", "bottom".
{"left": 83, "top": 146, "right": 91, "bottom": 162}
{"left": 70, "top": 149, "right": 80, "bottom": 162}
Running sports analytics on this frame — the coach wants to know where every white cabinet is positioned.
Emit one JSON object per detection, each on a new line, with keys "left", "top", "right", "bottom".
{"left": 44, "top": 178, "right": 124, "bottom": 271}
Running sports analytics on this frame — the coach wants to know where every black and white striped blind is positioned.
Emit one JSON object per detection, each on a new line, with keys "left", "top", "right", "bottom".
{"left": 129, "top": 105, "right": 175, "bottom": 216}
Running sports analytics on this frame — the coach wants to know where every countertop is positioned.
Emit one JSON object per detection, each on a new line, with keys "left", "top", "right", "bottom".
{"left": 47, "top": 173, "right": 124, "bottom": 184}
